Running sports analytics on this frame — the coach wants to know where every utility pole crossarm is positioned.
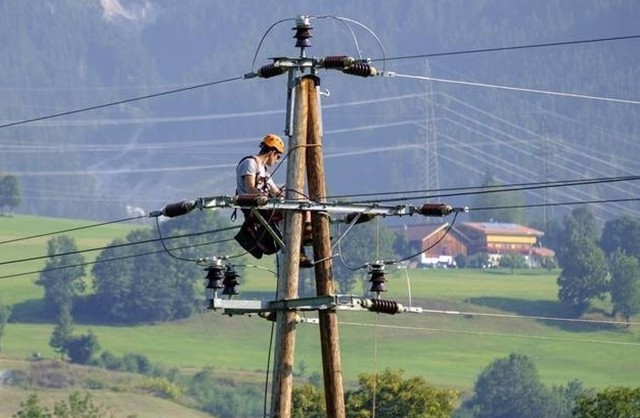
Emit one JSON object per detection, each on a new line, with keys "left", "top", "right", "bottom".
{"left": 150, "top": 195, "right": 468, "bottom": 219}
{"left": 209, "top": 294, "right": 425, "bottom": 316}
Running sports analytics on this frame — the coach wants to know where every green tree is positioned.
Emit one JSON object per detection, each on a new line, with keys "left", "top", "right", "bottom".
{"left": 470, "top": 172, "right": 524, "bottom": 224}
{"left": 463, "top": 353, "right": 554, "bottom": 418}
{"left": 556, "top": 208, "right": 608, "bottom": 314}
{"left": 49, "top": 305, "right": 74, "bottom": 359}
{"left": 0, "top": 298, "right": 12, "bottom": 352}
{"left": 344, "top": 369, "right": 457, "bottom": 418}
{"left": 35, "top": 236, "right": 86, "bottom": 314}
{"left": 600, "top": 216, "right": 640, "bottom": 259}
{"left": 608, "top": 250, "right": 640, "bottom": 322}
{"left": 572, "top": 386, "right": 640, "bottom": 418}
{"left": 0, "top": 174, "right": 21, "bottom": 215}
{"left": 63, "top": 331, "right": 100, "bottom": 365}
{"left": 91, "top": 211, "right": 234, "bottom": 323}
{"left": 292, "top": 384, "right": 326, "bottom": 418}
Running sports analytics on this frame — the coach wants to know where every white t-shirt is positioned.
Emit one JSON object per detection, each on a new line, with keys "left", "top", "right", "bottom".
{"left": 236, "top": 156, "right": 277, "bottom": 195}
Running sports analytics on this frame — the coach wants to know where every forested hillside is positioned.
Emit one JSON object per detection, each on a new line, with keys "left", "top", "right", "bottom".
{"left": 1, "top": 0, "right": 638, "bottom": 224}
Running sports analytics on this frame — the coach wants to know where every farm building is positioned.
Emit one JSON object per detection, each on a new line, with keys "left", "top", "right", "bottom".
{"left": 391, "top": 222, "right": 555, "bottom": 267}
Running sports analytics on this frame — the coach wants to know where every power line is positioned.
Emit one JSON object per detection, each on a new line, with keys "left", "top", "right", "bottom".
{"left": 390, "top": 73, "right": 640, "bottom": 106}
{"left": 3, "top": 180, "right": 637, "bottom": 267}
{"left": 340, "top": 321, "right": 640, "bottom": 347}
{"left": 0, "top": 225, "right": 240, "bottom": 266}
{"left": 0, "top": 237, "right": 235, "bottom": 281}
{"left": 473, "top": 197, "right": 640, "bottom": 212}
{"left": 326, "top": 175, "right": 640, "bottom": 202}
{"left": 346, "top": 175, "right": 640, "bottom": 204}
{"left": 0, "top": 215, "right": 146, "bottom": 245}
{"left": 415, "top": 307, "right": 640, "bottom": 327}
{"left": 0, "top": 76, "right": 243, "bottom": 130}
{"left": 374, "top": 34, "right": 640, "bottom": 62}
{"left": 2, "top": 35, "right": 637, "bottom": 132}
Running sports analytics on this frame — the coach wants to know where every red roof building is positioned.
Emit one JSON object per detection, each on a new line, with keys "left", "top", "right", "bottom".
{"left": 390, "top": 222, "right": 555, "bottom": 267}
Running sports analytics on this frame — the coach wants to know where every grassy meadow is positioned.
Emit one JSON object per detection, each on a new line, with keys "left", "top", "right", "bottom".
{"left": 1, "top": 214, "right": 639, "bottom": 409}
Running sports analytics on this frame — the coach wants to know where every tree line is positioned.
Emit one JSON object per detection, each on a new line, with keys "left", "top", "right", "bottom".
{"left": 554, "top": 207, "right": 640, "bottom": 320}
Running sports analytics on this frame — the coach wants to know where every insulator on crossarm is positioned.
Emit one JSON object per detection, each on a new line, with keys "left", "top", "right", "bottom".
{"left": 293, "top": 15, "right": 313, "bottom": 48}
{"left": 222, "top": 265, "right": 241, "bottom": 296}
{"left": 368, "top": 262, "right": 387, "bottom": 295}
{"left": 322, "top": 55, "right": 355, "bottom": 69}
{"left": 162, "top": 200, "right": 197, "bottom": 218}
{"left": 360, "top": 298, "right": 404, "bottom": 315}
{"left": 234, "top": 194, "right": 269, "bottom": 207}
{"left": 204, "top": 264, "right": 225, "bottom": 309}
{"left": 256, "top": 64, "right": 287, "bottom": 79}
{"left": 417, "top": 203, "right": 453, "bottom": 217}
{"left": 343, "top": 63, "right": 378, "bottom": 77}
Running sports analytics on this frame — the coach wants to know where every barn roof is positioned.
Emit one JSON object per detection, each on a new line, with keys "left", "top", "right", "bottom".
{"left": 459, "top": 222, "right": 544, "bottom": 237}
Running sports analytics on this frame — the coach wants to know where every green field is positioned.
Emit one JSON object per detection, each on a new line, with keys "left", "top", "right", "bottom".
{"left": 1, "top": 215, "right": 639, "bottom": 406}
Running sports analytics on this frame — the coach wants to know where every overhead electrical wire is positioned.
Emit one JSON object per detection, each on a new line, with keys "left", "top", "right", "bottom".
{"left": 325, "top": 175, "right": 640, "bottom": 202}
{"left": 0, "top": 215, "right": 146, "bottom": 245}
{"left": 1, "top": 35, "right": 637, "bottom": 131}
{"left": 389, "top": 72, "right": 640, "bottom": 106}
{"left": 415, "top": 307, "right": 640, "bottom": 327}
{"left": 2, "top": 178, "right": 638, "bottom": 273}
{"left": 340, "top": 322, "right": 640, "bottom": 347}
{"left": 346, "top": 175, "right": 640, "bottom": 204}
{"left": 373, "top": 34, "right": 640, "bottom": 62}
{"left": 0, "top": 225, "right": 240, "bottom": 266}
{"left": 0, "top": 76, "right": 243, "bottom": 129}
{"left": 472, "top": 197, "right": 640, "bottom": 212}
{"left": 0, "top": 237, "right": 235, "bottom": 281}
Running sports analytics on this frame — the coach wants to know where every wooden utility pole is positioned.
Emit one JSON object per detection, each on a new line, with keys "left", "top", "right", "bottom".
{"left": 270, "top": 76, "right": 309, "bottom": 417}
{"left": 305, "top": 75, "right": 346, "bottom": 418}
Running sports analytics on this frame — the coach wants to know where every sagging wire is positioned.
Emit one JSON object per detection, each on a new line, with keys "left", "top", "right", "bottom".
{"left": 250, "top": 18, "right": 297, "bottom": 71}
{"left": 249, "top": 15, "right": 386, "bottom": 75}
{"left": 335, "top": 210, "right": 460, "bottom": 274}
{"left": 395, "top": 211, "right": 460, "bottom": 265}
{"left": 314, "top": 15, "right": 387, "bottom": 74}
{"left": 335, "top": 213, "right": 370, "bottom": 272}
{"left": 155, "top": 217, "right": 199, "bottom": 262}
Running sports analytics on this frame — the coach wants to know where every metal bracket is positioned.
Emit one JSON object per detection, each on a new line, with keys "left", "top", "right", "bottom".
{"left": 209, "top": 294, "right": 423, "bottom": 317}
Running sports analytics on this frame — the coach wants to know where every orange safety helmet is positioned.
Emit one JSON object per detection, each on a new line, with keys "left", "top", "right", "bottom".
{"left": 261, "top": 133, "right": 285, "bottom": 154}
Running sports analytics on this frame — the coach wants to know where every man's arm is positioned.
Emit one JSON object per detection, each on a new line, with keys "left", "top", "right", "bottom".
{"left": 243, "top": 174, "right": 264, "bottom": 195}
